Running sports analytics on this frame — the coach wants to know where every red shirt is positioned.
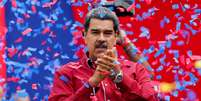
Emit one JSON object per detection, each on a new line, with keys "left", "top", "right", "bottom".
{"left": 49, "top": 53, "right": 158, "bottom": 101}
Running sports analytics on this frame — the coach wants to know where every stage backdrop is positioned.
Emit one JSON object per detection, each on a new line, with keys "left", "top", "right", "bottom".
{"left": 1, "top": 0, "right": 201, "bottom": 101}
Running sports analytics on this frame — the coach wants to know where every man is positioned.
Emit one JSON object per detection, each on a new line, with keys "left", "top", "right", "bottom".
{"left": 49, "top": 7, "right": 158, "bottom": 101}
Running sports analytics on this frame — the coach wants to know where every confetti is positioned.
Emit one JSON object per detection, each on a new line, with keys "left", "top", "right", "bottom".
{"left": 154, "top": 47, "right": 165, "bottom": 58}
{"left": 3, "top": 0, "right": 201, "bottom": 100}
{"left": 156, "top": 65, "right": 163, "bottom": 72}
{"left": 22, "top": 28, "right": 32, "bottom": 36}
{"left": 186, "top": 90, "right": 197, "bottom": 101}
{"left": 172, "top": 4, "right": 179, "bottom": 10}
{"left": 139, "top": 26, "right": 150, "bottom": 39}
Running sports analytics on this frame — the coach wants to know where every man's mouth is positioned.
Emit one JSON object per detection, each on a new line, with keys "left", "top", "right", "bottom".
{"left": 95, "top": 44, "right": 107, "bottom": 53}
{"left": 94, "top": 40, "right": 108, "bottom": 54}
{"left": 95, "top": 47, "right": 107, "bottom": 51}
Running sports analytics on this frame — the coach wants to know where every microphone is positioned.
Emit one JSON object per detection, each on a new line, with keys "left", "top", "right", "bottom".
{"left": 87, "top": 59, "right": 93, "bottom": 67}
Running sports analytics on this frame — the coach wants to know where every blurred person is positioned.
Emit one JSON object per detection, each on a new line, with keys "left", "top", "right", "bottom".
{"left": 9, "top": 89, "right": 30, "bottom": 101}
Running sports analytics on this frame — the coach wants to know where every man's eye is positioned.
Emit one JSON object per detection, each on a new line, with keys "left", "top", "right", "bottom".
{"left": 91, "top": 31, "right": 99, "bottom": 34}
{"left": 104, "top": 32, "right": 113, "bottom": 35}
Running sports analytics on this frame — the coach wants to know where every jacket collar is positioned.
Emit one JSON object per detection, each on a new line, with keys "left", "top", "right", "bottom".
{"left": 80, "top": 52, "right": 96, "bottom": 69}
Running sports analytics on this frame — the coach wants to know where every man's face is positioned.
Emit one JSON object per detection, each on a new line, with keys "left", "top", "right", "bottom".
{"left": 84, "top": 18, "right": 117, "bottom": 59}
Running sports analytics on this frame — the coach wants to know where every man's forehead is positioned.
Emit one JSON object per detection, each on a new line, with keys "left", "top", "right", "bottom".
{"left": 90, "top": 27, "right": 114, "bottom": 31}
{"left": 88, "top": 19, "right": 114, "bottom": 30}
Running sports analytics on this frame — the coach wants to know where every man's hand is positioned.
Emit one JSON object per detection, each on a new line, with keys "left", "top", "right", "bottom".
{"left": 116, "top": 29, "right": 154, "bottom": 77}
{"left": 116, "top": 30, "right": 129, "bottom": 45}
{"left": 88, "top": 48, "right": 121, "bottom": 87}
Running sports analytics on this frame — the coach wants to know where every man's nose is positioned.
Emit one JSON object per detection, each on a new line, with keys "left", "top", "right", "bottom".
{"left": 99, "top": 33, "right": 106, "bottom": 41}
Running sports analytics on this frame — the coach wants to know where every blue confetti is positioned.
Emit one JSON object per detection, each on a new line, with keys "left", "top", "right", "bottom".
{"left": 176, "top": 81, "right": 185, "bottom": 91}
{"left": 142, "top": 12, "right": 151, "bottom": 19}
{"left": 142, "top": 49, "right": 148, "bottom": 54}
{"left": 194, "top": 9, "right": 201, "bottom": 13}
{"left": 159, "top": 55, "right": 166, "bottom": 65}
{"left": 154, "top": 47, "right": 165, "bottom": 58}
{"left": 156, "top": 65, "right": 163, "bottom": 72}
{"left": 136, "top": 14, "right": 143, "bottom": 21}
{"left": 176, "top": 40, "right": 184, "bottom": 46}
{"left": 146, "top": 65, "right": 154, "bottom": 72}
{"left": 181, "top": 30, "right": 189, "bottom": 39}
{"left": 189, "top": 72, "right": 198, "bottom": 84}
{"left": 184, "top": 23, "right": 197, "bottom": 35}
{"left": 176, "top": 22, "right": 181, "bottom": 31}
{"left": 166, "top": 40, "right": 171, "bottom": 48}
{"left": 160, "top": 16, "right": 170, "bottom": 28}
{"left": 147, "top": 45, "right": 155, "bottom": 53}
{"left": 172, "top": 4, "right": 179, "bottom": 10}
{"left": 139, "top": 26, "right": 150, "bottom": 39}
{"left": 187, "top": 90, "right": 196, "bottom": 100}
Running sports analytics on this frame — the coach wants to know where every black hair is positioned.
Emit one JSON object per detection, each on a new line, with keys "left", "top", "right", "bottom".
{"left": 84, "top": 7, "right": 119, "bottom": 33}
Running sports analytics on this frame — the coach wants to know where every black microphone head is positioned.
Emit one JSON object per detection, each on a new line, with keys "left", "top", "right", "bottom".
{"left": 101, "top": 0, "right": 134, "bottom": 17}
{"left": 87, "top": 59, "right": 93, "bottom": 68}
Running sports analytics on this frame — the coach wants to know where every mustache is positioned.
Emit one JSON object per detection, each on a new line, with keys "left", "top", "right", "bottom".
{"left": 95, "top": 41, "right": 108, "bottom": 48}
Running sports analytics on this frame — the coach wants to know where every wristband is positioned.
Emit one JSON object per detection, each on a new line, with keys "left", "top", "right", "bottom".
{"left": 113, "top": 70, "right": 123, "bottom": 83}
{"left": 109, "top": 69, "right": 117, "bottom": 79}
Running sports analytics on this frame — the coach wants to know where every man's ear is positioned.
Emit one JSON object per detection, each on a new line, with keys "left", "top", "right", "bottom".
{"left": 82, "top": 31, "right": 88, "bottom": 44}
{"left": 115, "top": 30, "right": 120, "bottom": 37}
{"left": 82, "top": 30, "right": 85, "bottom": 37}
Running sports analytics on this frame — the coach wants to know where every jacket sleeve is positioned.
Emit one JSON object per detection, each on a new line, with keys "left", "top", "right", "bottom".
{"left": 117, "top": 63, "right": 158, "bottom": 101}
{"left": 48, "top": 68, "right": 92, "bottom": 101}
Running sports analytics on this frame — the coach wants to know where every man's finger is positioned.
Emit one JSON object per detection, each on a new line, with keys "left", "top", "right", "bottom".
{"left": 96, "top": 62, "right": 111, "bottom": 71}
{"left": 96, "top": 58, "right": 115, "bottom": 68}
{"left": 105, "top": 49, "right": 116, "bottom": 58}
{"left": 102, "top": 55, "right": 115, "bottom": 63}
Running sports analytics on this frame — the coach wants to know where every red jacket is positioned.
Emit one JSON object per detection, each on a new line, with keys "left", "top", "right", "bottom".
{"left": 49, "top": 54, "right": 158, "bottom": 101}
